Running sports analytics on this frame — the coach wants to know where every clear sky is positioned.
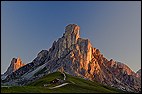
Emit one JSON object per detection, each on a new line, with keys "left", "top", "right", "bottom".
{"left": 1, "top": 1, "right": 141, "bottom": 74}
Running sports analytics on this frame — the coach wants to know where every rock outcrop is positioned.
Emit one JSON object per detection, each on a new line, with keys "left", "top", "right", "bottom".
{"left": 5, "top": 57, "right": 25, "bottom": 74}
{"left": 136, "top": 69, "right": 141, "bottom": 78}
{"left": 1, "top": 57, "right": 25, "bottom": 80}
{"left": 1, "top": 24, "right": 141, "bottom": 93}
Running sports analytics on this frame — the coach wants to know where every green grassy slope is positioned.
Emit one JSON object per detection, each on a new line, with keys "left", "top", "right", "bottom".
{"left": 1, "top": 72, "right": 125, "bottom": 93}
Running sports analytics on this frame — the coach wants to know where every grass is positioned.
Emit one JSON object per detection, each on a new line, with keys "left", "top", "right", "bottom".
{"left": 1, "top": 72, "right": 125, "bottom": 93}
{"left": 29, "top": 72, "right": 64, "bottom": 86}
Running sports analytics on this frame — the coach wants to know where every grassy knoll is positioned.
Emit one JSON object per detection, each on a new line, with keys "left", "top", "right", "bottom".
{"left": 1, "top": 72, "right": 124, "bottom": 93}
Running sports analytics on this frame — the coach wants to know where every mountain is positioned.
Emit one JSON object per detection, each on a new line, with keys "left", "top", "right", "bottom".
{"left": 1, "top": 24, "right": 141, "bottom": 93}
{"left": 136, "top": 69, "right": 141, "bottom": 78}
{"left": 1, "top": 57, "right": 25, "bottom": 80}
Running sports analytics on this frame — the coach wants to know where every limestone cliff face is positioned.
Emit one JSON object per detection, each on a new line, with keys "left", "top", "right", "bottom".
{"left": 44, "top": 24, "right": 95, "bottom": 78}
{"left": 64, "top": 24, "right": 80, "bottom": 47}
{"left": 14, "top": 58, "right": 25, "bottom": 72}
{"left": 2, "top": 24, "right": 141, "bottom": 93}
{"left": 105, "top": 59, "right": 135, "bottom": 76}
{"left": 3, "top": 57, "right": 25, "bottom": 76}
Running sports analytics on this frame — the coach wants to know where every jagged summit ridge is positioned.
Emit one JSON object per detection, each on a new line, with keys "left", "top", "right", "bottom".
{"left": 63, "top": 24, "right": 80, "bottom": 48}
{"left": 64, "top": 24, "right": 80, "bottom": 35}
{"left": 1, "top": 24, "right": 141, "bottom": 93}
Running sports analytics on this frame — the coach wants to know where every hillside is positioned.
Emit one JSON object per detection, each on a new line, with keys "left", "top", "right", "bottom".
{"left": 1, "top": 72, "right": 125, "bottom": 93}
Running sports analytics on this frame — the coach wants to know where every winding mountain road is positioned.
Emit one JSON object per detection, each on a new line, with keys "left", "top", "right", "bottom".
{"left": 1, "top": 86, "right": 12, "bottom": 88}
{"left": 48, "top": 83, "right": 69, "bottom": 89}
{"left": 62, "top": 72, "right": 66, "bottom": 80}
{"left": 48, "top": 72, "right": 69, "bottom": 89}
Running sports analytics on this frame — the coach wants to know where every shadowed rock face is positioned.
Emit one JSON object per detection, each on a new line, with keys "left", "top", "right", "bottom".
{"left": 136, "top": 69, "right": 141, "bottom": 78}
{"left": 2, "top": 24, "right": 141, "bottom": 93}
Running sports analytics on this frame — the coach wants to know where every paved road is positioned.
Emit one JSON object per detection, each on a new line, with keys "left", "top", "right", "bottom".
{"left": 48, "top": 72, "right": 76, "bottom": 89}
{"left": 1, "top": 86, "right": 12, "bottom": 88}
{"left": 48, "top": 83, "right": 69, "bottom": 89}
{"left": 48, "top": 72, "right": 68, "bottom": 89}
{"left": 62, "top": 72, "right": 66, "bottom": 80}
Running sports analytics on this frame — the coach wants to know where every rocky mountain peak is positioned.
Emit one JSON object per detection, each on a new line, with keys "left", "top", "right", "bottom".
{"left": 63, "top": 24, "right": 80, "bottom": 46}
{"left": 11, "top": 58, "right": 17, "bottom": 64}
{"left": 13, "top": 57, "right": 25, "bottom": 72}
{"left": 3, "top": 57, "right": 25, "bottom": 76}
{"left": 2, "top": 24, "right": 141, "bottom": 93}
{"left": 64, "top": 24, "right": 80, "bottom": 37}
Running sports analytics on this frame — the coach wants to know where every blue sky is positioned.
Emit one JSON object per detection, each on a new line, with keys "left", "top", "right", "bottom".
{"left": 1, "top": 1, "right": 141, "bottom": 73}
